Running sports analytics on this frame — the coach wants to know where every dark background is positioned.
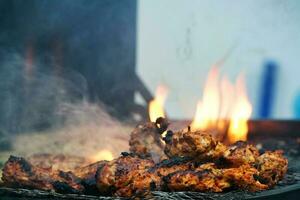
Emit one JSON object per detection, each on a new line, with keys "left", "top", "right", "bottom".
{"left": 0, "top": 0, "right": 150, "bottom": 134}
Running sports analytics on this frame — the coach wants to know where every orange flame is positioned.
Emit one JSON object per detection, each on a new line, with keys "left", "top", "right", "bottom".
{"left": 91, "top": 150, "right": 114, "bottom": 162}
{"left": 219, "top": 76, "right": 235, "bottom": 119}
{"left": 191, "top": 67, "right": 252, "bottom": 143}
{"left": 191, "top": 66, "right": 220, "bottom": 130}
{"left": 149, "top": 84, "right": 168, "bottom": 122}
{"left": 228, "top": 74, "right": 252, "bottom": 143}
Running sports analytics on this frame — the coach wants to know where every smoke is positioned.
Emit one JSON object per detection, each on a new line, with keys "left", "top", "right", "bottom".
{"left": 13, "top": 101, "right": 130, "bottom": 160}
{"left": 0, "top": 0, "right": 137, "bottom": 117}
{"left": 0, "top": 51, "right": 130, "bottom": 160}
{"left": 0, "top": 0, "right": 137, "bottom": 160}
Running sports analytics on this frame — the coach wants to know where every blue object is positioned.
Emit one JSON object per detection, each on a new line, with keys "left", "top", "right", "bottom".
{"left": 258, "top": 60, "right": 278, "bottom": 118}
{"left": 293, "top": 91, "right": 300, "bottom": 118}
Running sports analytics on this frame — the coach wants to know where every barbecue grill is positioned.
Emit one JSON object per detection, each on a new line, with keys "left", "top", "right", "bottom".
{"left": 1, "top": 120, "right": 300, "bottom": 200}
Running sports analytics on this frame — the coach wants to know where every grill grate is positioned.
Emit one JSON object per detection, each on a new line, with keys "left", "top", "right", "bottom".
{"left": 1, "top": 125, "right": 300, "bottom": 199}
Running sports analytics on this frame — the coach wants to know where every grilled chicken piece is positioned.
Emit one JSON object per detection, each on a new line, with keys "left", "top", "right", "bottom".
{"left": 164, "top": 130, "right": 258, "bottom": 167}
{"left": 96, "top": 153, "right": 154, "bottom": 195}
{"left": 256, "top": 150, "right": 288, "bottom": 186}
{"left": 162, "top": 163, "right": 231, "bottom": 192}
{"left": 1, "top": 156, "right": 84, "bottom": 194}
{"left": 113, "top": 157, "right": 195, "bottom": 197}
{"left": 150, "top": 150, "right": 286, "bottom": 196}
{"left": 164, "top": 163, "right": 268, "bottom": 193}
{"left": 114, "top": 169, "right": 158, "bottom": 197}
{"left": 223, "top": 164, "right": 268, "bottom": 191}
{"left": 129, "top": 117, "right": 168, "bottom": 161}
{"left": 222, "top": 141, "right": 259, "bottom": 167}
{"left": 73, "top": 161, "right": 107, "bottom": 194}
{"left": 148, "top": 157, "right": 194, "bottom": 177}
{"left": 164, "top": 128, "right": 227, "bottom": 161}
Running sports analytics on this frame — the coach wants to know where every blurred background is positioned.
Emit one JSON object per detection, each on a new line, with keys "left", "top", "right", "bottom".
{"left": 0, "top": 0, "right": 299, "bottom": 152}
{"left": 137, "top": 0, "right": 300, "bottom": 120}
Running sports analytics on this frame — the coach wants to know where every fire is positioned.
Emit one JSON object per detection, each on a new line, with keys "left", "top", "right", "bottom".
{"left": 91, "top": 150, "right": 114, "bottom": 162}
{"left": 191, "top": 67, "right": 252, "bottom": 143}
{"left": 147, "top": 68, "right": 252, "bottom": 144}
{"left": 227, "top": 75, "right": 252, "bottom": 143}
{"left": 149, "top": 84, "right": 168, "bottom": 122}
{"left": 191, "top": 67, "right": 220, "bottom": 130}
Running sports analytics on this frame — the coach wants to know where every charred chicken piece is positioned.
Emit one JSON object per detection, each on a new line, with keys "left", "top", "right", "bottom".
{"left": 164, "top": 128, "right": 227, "bottom": 161}
{"left": 129, "top": 117, "right": 169, "bottom": 161}
{"left": 223, "top": 164, "right": 268, "bottom": 191}
{"left": 222, "top": 141, "right": 259, "bottom": 167}
{"left": 256, "top": 150, "right": 288, "bottom": 186}
{"left": 163, "top": 163, "right": 268, "bottom": 193}
{"left": 1, "top": 156, "right": 84, "bottom": 194}
{"left": 115, "top": 159, "right": 196, "bottom": 198}
{"left": 73, "top": 161, "right": 107, "bottom": 195}
{"left": 162, "top": 163, "right": 231, "bottom": 192}
{"left": 148, "top": 157, "right": 194, "bottom": 176}
{"left": 113, "top": 157, "right": 195, "bottom": 197}
{"left": 114, "top": 169, "right": 159, "bottom": 197}
{"left": 96, "top": 153, "right": 154, "bottom": 195}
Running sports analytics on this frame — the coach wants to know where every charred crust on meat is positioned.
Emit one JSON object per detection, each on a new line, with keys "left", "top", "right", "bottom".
{"left": 58, "top": 171, "right": 73, "bottom": 180}
{"left": 7, "top": 155, "right": 33, "bottom": 175}
{"left": 233, "top": 141, "right": 248, "bottom": 148}
{"left": 52, "top": 181, "right": 82, "bottom": 194}
{"left": 161, "top": 172, "right": 174, "bottom": 186}
{"left": 253, "top": 174, "right": 268, "bottom": 184}
{"left": 187, "top": 126, "right": 191, "bottom": 132}
{"left": 148, "top": 157, "right": 192, "bottom": 173}
{"left": 155, "top": 117, "right": 169, "bottom": 134}
{"left": 150, "top": 181, "right": 156, "bottom": 190}
{"left": 120, "top": 152, "right": 149, "bottom": 159}
{"left": 229, "top": 141, "right": 247, "bottom": 153}
{"left": 163, "top": 130, "right": 173, "bottom": 144}
{"left": 215, "top": 156, "right": 232, "bottom": 168}
{"left": 121, "top": 152, "right": 134, "bottom": 157}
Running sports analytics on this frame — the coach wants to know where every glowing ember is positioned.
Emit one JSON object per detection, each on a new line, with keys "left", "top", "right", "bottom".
{"left": 228, "top": 74, "right": 252, "bottom": 143}
{"left": 91, "top": 150, "right": 114, "bottom": 162}
{"left": 149, "top": 84, "right": 168, "bottom": 122}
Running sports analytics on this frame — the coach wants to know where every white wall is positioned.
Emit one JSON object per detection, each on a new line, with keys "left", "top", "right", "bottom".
{"left": 136, "top": 0, "right": 300, "bottom": 119}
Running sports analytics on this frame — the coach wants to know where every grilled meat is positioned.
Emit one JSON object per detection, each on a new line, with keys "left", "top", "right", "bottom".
{"left": 1, "top": 156, "right": 84, "bottom": 194}
{"left": 1, "top": 118, "right": 288, "bottom": 197}
{"left": 129, "top": 117, "right": 169, "bottom": 161}
{"left": 222, "top": 141, "right": 259, "bottom": 167}
{"left": 96, "top": 153, "right": 154, "bottom": 194}
{"left": 99, "top": 121, "right": 288, "bottom": 197}
{"left": 113, "top": 157, "right": 195, "bottom": 197}
{"left": 223, "top": 164, "right": 268, "bottom": 191}
{"left": 73, "top": 161, "right": 106, "bottom": 180}
{"left": 163, "top": 163, "right": 269, "bottom": 193}
{"left": 256, "top": 150, "right": 288, "bottom": 186}
{"left": 114, "top": 169, "right": 158, "bottom": 197}
{"left": 148, "top": 157, "right": 194, "bottom": 176}
{"left": 164, "top": 128, "right": 227, "bottom": 161}
{"left": 162, "top": 163, "right": 231, "bottom": 192}
{"left": 73, "top": 161, "right": 107, "bottom": 195}
{"left": 164, "top": 129, "right": 260, "bottom": 167}
{"left": 1, "top": 156, "right": 109, "bottom": 195}
{"left": 97, "top": 156, "right": 194, "bottom": 197}
{"left": 169, "top": 163, "right": 269, "bottom": 193}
